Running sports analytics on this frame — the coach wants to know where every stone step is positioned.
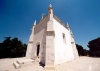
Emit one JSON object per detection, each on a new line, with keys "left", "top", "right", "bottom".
{"left": 13, "top": 61, "right": 21, "bottom": 69}
{"left": 17, "top": 59, "right": 34, "bottom": 65}
{"left": 13, "top": 59, "right": 35, "bottom": 69}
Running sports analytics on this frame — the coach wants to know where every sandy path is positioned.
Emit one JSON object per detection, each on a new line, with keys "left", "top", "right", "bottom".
{"left": 56, "top": 57, "right": 100, "bottom": 71}
{"left": 0, "top": 56, "right": 100, "bottom": 71}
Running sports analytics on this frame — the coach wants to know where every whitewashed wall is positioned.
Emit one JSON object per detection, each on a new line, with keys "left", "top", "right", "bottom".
{"left": 30, "top": 17, "right": 49, "bottom": 65}
{"left": 53, "top": 18, "right": 74, "bottom": 65}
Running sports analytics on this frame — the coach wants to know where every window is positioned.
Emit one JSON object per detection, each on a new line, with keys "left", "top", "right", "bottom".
{"left": 62, "top": 33, "right": 66, "bottom": 43}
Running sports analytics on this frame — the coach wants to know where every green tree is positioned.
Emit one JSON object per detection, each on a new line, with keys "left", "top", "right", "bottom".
{"left": 0, "top": 37, "right": 11, "bottom": 58}
{"left": 10, "top": 38, "right": 27, "bottom": 57}
{"left": 87, "top": 37, "right": 100, "bottom": 57}
{"left": 76, "top": 44, "right": 88, "bottom": 56}
{"left": 0, "top": 37, "right": 27, "bottom": 58}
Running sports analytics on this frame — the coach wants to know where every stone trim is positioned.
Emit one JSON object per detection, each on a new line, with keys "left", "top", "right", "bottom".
{"left": 46, "top": 31, "right": 55, "bottom": 37}
{"left": 28, "top": 41, "right": 33, "bottom": 43}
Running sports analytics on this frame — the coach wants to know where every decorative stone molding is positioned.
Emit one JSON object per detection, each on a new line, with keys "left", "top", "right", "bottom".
{"left": 28, "top": 41, "right": 33, "bottom": 43}
{"left": 46, "top": 31, "right": 55, "bottom": 37}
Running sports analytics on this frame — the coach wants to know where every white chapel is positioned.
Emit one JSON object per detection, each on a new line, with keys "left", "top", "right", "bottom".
{"left": 26, "top": 4, "right": 79, "bottom": 67}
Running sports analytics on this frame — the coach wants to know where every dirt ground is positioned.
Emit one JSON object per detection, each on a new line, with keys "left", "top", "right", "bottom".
{"left": 0, "top": 56, "right": 100, "bottom": 71}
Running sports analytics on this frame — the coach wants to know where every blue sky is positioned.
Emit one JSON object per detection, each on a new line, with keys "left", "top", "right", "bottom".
{"left": 0, "top": 0, "right": 100, "bottom": 49}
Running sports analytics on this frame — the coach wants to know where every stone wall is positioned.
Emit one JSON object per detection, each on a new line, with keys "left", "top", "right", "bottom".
{"left": 26, "top": 17, "right": 49, "bottom": 65}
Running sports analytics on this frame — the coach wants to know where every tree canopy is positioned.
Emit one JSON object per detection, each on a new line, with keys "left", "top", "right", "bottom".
{"left": 76, "top": 44, "right": 88, "bottom": 56}
{"left": 0, "top": 37, "right": 27, "bottom": 58}
{"left": 87, "top": 37, "right": 100, "bottom": 57}
{"left": 0, "top": 36, "right": 100, "bottom": 58}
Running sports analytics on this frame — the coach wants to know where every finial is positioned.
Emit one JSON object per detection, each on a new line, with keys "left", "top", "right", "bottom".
{"left": 66, "top": 22, "right": 70, "bottom": 30}
{"left": 34, "top": 20, "right": 36, "bottom": 26}
{"left": 41, "top": 13, "right": 44, "bottom": 19}
{"left": 67, "top": 22, "right": 69, "bottom": 27}
{"left": 49, "top": 4, "right": 52, "bottom": 8}
{"left": 31, "top": 20, "right": 36, "bottom": 30}
{"left": 48, "top": 4, "right": 53, "bottom": 21}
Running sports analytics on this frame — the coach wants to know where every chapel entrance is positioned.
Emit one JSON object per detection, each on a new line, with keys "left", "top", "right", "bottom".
{"left": 37, "top": 44, "right": 40, "bottom": 58}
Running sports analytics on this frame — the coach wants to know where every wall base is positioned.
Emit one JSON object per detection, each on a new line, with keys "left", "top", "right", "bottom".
{"left": 45, "top": 65, "right": 55, "bottom": 71}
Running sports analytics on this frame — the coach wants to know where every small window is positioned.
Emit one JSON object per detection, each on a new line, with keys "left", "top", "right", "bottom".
{"left": 62, "top": 33, "right": 66, "bottom": 43}
{"left": 63, "top": 33, "right": 65, "bottom": 39}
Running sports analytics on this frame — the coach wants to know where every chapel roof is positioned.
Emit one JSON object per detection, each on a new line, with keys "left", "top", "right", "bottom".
{"left": 35, "top": 4, "right": 69, "bottom": 30}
